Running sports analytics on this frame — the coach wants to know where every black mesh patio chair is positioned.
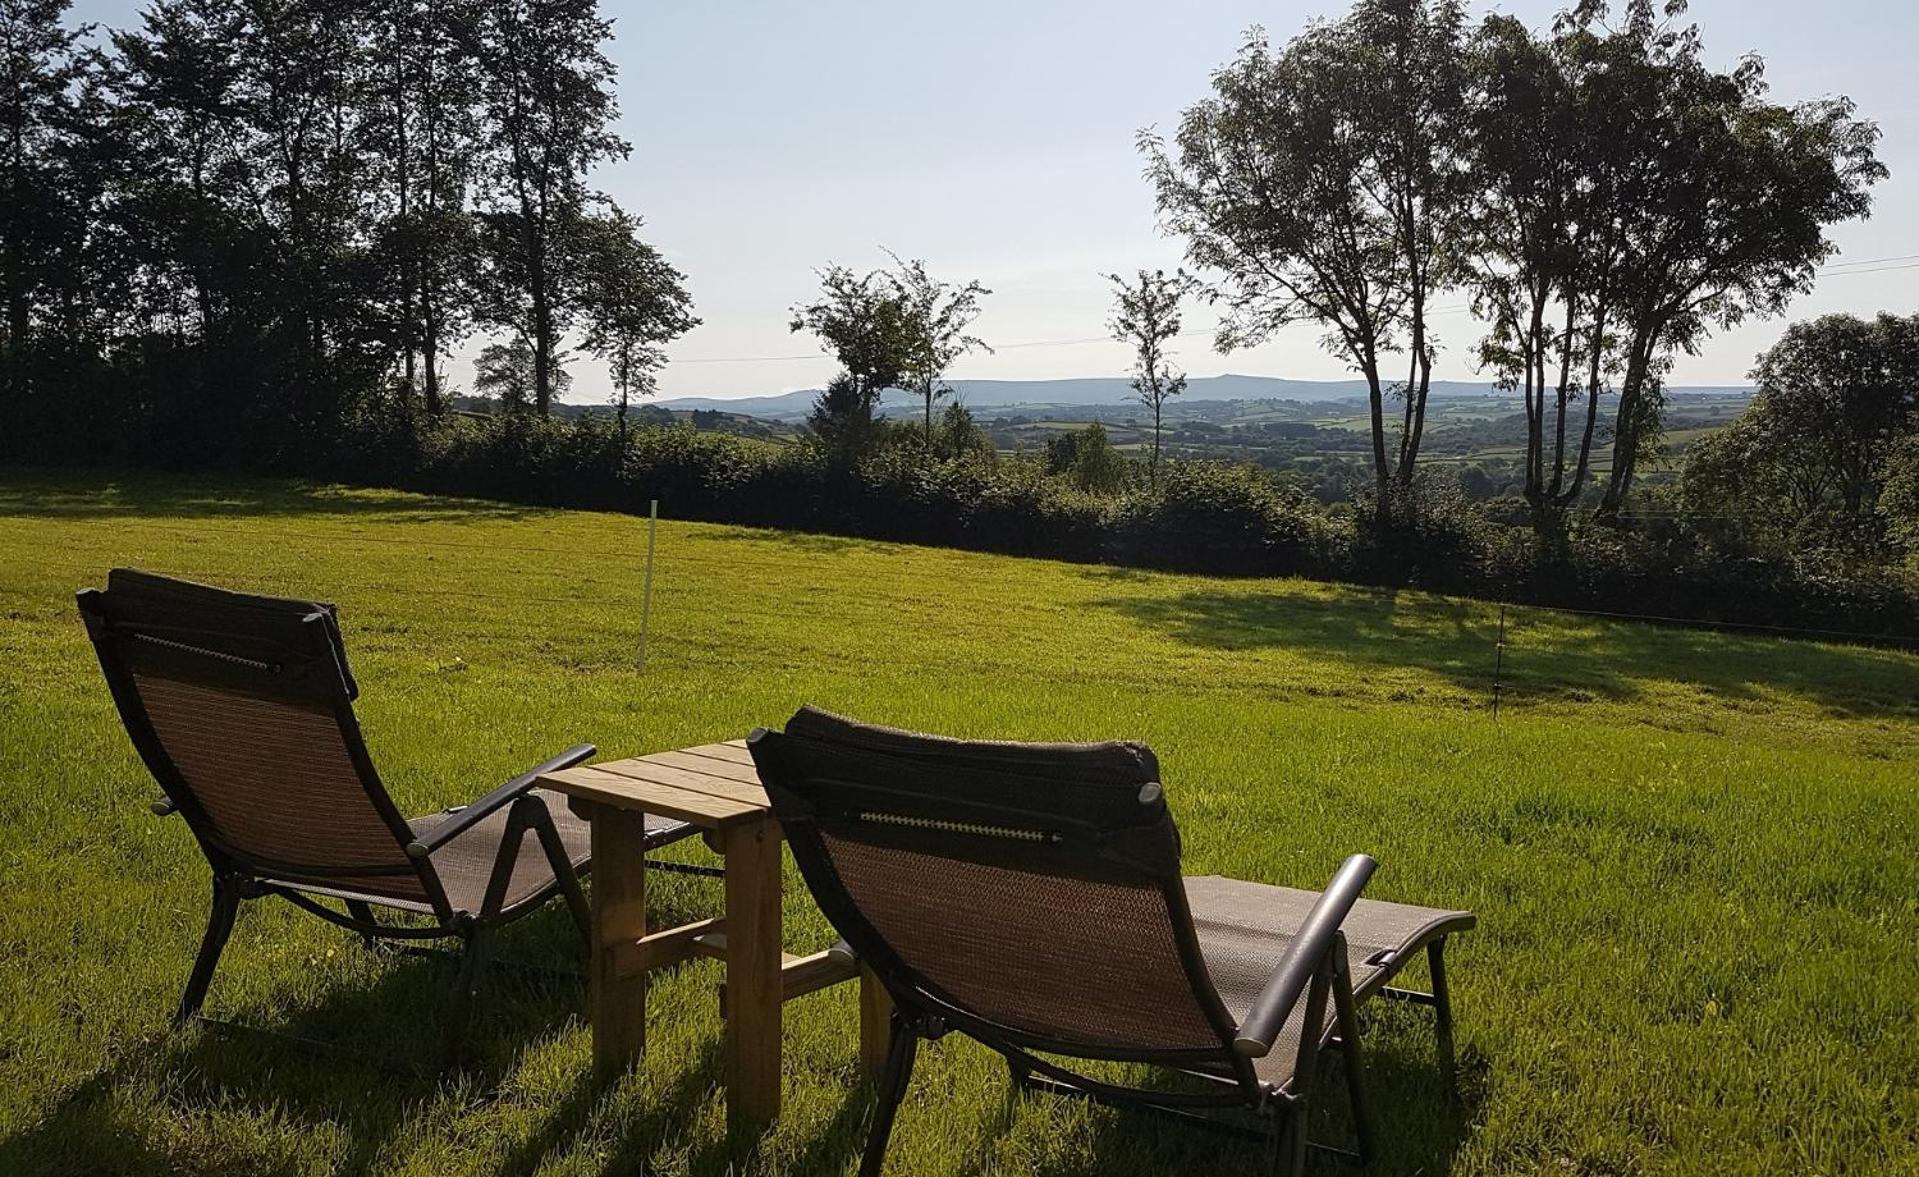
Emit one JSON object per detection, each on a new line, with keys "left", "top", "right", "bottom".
{"left": 747, "top": 707, "right": 1475, "bottom": 1176}
{"left": 77, "top": 568, "right": 708, "bottom": 1055}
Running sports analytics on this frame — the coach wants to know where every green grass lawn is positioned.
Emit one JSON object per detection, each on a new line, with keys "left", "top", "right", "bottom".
{"left": 2, "top": 468, "right": 1916, "bottom": 1176}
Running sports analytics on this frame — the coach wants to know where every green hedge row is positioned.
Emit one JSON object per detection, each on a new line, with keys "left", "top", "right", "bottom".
{"left": 36, "top": 408, "right": 1919, "bottom": 644}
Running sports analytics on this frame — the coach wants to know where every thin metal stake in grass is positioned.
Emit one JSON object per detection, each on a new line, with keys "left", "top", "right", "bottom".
{"left": 639, "top": 499, "right": 658, "bottom": 670}
{"left": 1492, "top": 604, "right": 1506, "bottom": 720}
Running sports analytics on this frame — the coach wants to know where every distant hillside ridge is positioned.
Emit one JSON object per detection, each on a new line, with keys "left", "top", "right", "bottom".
{"left": 652, "top": 375, "right": 1753, "bottom": 421}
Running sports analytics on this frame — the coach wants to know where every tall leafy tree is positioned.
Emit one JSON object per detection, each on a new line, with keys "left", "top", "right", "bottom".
{"left": 235, "top": 0, "right": 376, "bottom": 414}
{"left": 1464, "top": 1, "right": 1882, "bottom": 525}
{"left": 1879, "top": 434, "right": 1919, "bottom": 560}
{"left": 1464, "top": 11, "right": 1620, "bottom": 523}
{"left": 107, "top": 0, "right": 247, "bottom": 344}
{"left": 1686, "top": 313, "right": 1919, "bottom": 549}
{"left": 1105, "top": 267, "right": 1194, "bottom": 486}
{"left": 574, "top": 202, "right": 696, "bottom": 433}
{"left": 474, "top": 0, "right": 623, "bottom": 414}
{"left": 0, "top": 0, "right": 99, "bottom": 380}
{"left": 362, "top": 0, "right": 485, "bottom": 415}
{"left": 473, "top": 334, "right": 561, "bottom": 412}
{"left": 790, "top": 264, "right": 912, "bottom": 456}
{"left": 882, "top": 251, "right": 991, "bottom": 439}
{"left": 110, "top": 0, "right": 381, "bottom": 448}
{"left": 1143, "top": 1, "right": 1469, "bottom": 499}
{"left": 1565, "top": 2, "right": 1882, "bottom": 516}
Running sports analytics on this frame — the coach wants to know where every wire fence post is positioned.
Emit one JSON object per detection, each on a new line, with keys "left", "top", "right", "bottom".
{"left": 1491, "top": 603, "right": 1507, "bottom": 719}
{"left": 638, "top": 499, "right": 658, "bottom": 670}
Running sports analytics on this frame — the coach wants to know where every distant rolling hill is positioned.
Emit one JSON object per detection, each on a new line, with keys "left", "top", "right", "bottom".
{"left": 656, "top": 375, "right": 1751, "bottom": 421}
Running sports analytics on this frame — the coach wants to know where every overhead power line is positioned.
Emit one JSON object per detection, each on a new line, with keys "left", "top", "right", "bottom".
{"left": 669, "top": 251, "right": 1919, "bottom": 365}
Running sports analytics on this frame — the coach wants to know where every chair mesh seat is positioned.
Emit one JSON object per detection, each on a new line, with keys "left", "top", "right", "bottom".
{"left": 1185, "top": 875, "right": 1473, "bottom": 1091}
{"left": 817, "top": 833, "right": 1225, "bottom": 1053}
{"left": 405, "top": 791, "right": 690, "bottom": 916}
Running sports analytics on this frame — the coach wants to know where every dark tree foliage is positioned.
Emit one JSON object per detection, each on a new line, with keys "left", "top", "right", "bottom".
{"left": 1149, "top": 0, "right": 1881, "bottom": 528}
{"left": 574, "top": 204, "right": 698, "bottom": 433}
{"left": 2, "top": 0, "right": 114, "bottom": 435}
{"left": 790, "top": 264, "right": 912, "bottom": 460}
{"left": 1881, "top": 435, "right": 1919, "bottom": 559}
{"left": 1560, "top": 1, "right": 1883, "bottom": 517}
{"left": 805, "top": 373, "right": 889, "bottom": 459}
{"left": 791, "top": 255, "right": 991, "bottom": 453}
{"left": 0, "top": 0, "right": 691, "bottom": 467}
{"left": 1072, "top": 423, "right": 1127, "bottom": 494}
{"left": 1684, "top": 313, "right": 1919, "bottom": 554}
{"left": 473, "top": 0, "right": 627, "bottom": 415}
{"left": 1143, "top": 1, "right": 1470, "bottom": 499}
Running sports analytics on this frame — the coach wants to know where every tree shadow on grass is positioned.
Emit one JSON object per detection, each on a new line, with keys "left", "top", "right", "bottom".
{"left": 702, "top": 525, "right": 899, "bottom": 557}
{"left": 484, "top": 1036, "right": 727, "bottom": 1177}
{"left": 1091, "top": 585, "right": 1919, "bottom": 721}
{"left": 0, "top": 468, "right": 556, "bottom": 526}
{"left": 1023, "top": 1036, "right": 1489, "bottom": 1177}
{"left": 752, "top": 1018, "right": 1489, "bottom": 1177}
{"left": 0, "top": 906, "right": 592, "bottom": 1176}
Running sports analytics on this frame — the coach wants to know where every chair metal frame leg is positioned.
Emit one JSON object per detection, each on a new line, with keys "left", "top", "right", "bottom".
{"left": 859, "top": 1013, "right": 922, "bottom": 1177}
{"left": 1277, "top": 961, "right": 1334, "bottom": 1177}
{"left": 176, "top": 874, "right": 242, "bottom": 1025}
{"left": 442, "top": 922, "right": 492, "bottom": 1059}
{"left": 1428, "top": 939, "right": 1457, "bottom": 1090}
{"left": 527, "top": 802, "right": 592, "bottom": 946}
{"left": 1330, "top": 960, "right": 1375, "bottom": 1167}
{"left": 345, "top": 899, "right": 379, "bottom": 949}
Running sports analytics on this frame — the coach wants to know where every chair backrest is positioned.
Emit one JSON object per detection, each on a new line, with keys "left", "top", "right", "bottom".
{"left": 749, "top": 707, "right": 1242, "bottom": 1064}
{"left": 77, "top": 569, "right": 440, "bottom": 909}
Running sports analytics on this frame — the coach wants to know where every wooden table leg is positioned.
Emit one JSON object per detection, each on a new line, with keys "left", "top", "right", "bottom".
{"left": 589, "top": 805, "right": 651, "bottom": 1079}
{"left": 858, "top": 964, "right": 894, "bottom": 1080}
{"left": 720, "top": 817, "right": 782, "bottom": 1126}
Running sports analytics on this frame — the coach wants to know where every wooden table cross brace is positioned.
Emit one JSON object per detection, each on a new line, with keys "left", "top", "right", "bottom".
{"left": 538, "top": 741, "right": 893, "bottom": 1126}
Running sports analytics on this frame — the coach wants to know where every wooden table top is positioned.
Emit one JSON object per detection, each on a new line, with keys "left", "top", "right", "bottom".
{"left": 537, "top": 740, "right": 772, "bottom": 829}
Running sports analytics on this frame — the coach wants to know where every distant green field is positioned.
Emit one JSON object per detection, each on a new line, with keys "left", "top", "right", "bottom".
{"left": 2, "top": 468, "right": 1915, "bottom": 1175}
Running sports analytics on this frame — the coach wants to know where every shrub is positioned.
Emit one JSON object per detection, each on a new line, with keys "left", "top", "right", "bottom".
{"left": 1113, "top": 461, "right": 1325, "bottom": 576}
{"left": 27, "top": 407, "right": 1919, "bottom": 644}
{"left": 1346, "top": 480, "right": 1492, "bottom": 591}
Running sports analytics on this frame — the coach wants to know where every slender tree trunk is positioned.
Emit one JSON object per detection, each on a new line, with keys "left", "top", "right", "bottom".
{"left": 394, "top": 9, "right": 417, "bottom": 400}
{"left": 418, "top": 12, "right": 444, "bottom": 418}
{"left": 1521, "top": 299, "right": 1545, "bottom": 508}
{"left": 2, "top": 130, "right": 24, "bottom": 354}
{"left": 616, "top": 352, "right": 629, "bottom": 437}
{"left": 523, "top": 167, "right": 551, "bottom": 413}
{"left": 1598, "top": 324, "right": 1657, "bottom": 517}
{"left": 3, "top": 104, "right": 24, "bottom": 355}
{"left": 1360, "top": 344, "right": 1390, "bottom": 498}
{"left": 1398, "top": 336, "right": 1431, "bottom": 486}
{"left": 1394, "top": 239, "right": 1430, "bottom": 486}
{"left": 1548, "top": 297, "right": 1576, "bottom": 498}
{"left": 532, "top": 270, "right": 552, "bottom": 414}
{"left": 1558, "top": 304, "right": 1608, "bottom": 507}
{"left": 422, "top": 280, "right": 441, "bottom": 415}
{"left": 1152, "top": 395, "right": 1163, "bottom": 487}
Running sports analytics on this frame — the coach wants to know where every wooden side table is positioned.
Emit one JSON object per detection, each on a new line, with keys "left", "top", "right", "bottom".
{"left": 538, "top": 740, "right": 892, "bottom": 1126}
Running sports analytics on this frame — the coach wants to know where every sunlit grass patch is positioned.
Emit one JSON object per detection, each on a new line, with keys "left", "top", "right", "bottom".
{"left": 2, "top": 467, "right": 1916, "bottom": 1174}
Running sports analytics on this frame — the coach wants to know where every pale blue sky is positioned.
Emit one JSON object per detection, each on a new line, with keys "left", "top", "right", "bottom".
{"left": 70, "top": 0, "right": 1919, "bottom": 401}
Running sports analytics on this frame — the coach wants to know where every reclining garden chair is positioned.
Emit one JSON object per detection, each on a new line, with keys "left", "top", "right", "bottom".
{"left": 748, "top": 707, "right": 1474, "bottom": 1176}
{"left": 77, "top": 568, "right": 707, "bottom": 1054}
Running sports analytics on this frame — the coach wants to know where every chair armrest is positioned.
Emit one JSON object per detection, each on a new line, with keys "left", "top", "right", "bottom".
{"left": 1230, "top": 853, "right": 1377, "bottom": 1058}
{"left": 404, "top": 744, "right": 596, "bottom": 860}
